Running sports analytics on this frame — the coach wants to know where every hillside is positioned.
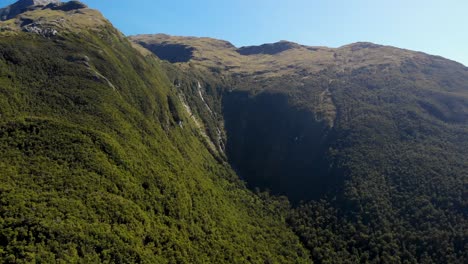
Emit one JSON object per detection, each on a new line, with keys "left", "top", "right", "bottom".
{"left": 132, "top": 34, "right": 468, "bottom": 263}
{"left": 0, "top": 1, "right": 311, "bottom": 263}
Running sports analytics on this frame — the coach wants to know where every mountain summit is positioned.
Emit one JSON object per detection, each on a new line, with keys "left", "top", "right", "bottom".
{"left": 17, "top": 0, "right": 60, "bottom": 5}
{"left": 0, "top": 0, "right": 60, "bottom": 20}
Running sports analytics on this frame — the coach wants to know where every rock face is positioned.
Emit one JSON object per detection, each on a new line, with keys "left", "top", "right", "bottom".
{"left": 0, "top": 0, "right": 60, "bottom": 20}
{"left": 22, "top": 22, "right": 58, "bottom": 37}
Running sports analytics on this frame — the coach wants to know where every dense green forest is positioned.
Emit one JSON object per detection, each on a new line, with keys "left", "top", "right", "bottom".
{"left": 0, "top": 4, "right": 309, "bottom": 263}
{"left": 0, "top": 1, "right": 467, "bottom": 263}
{"left": 135, "top": 35, "right": 468, "bottom": 263}
{"left": 287, "top": 67, "right": 468, "bottom": 263}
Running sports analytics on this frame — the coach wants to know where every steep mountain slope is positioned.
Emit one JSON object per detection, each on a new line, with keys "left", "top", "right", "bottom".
{"left": 0, "top": 2, "right": 311, "bottom": 263}
{"left": 131, "top": 34, "right": 468, "bottom": 263}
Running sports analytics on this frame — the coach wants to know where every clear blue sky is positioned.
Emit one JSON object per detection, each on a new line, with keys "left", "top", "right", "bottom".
{"left": 2, "top": 0, "right": 468, "bottom": 66}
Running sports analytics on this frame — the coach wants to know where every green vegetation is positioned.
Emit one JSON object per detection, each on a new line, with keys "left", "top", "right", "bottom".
{"left": 287, "top": 65, "right": 468, "bottom": 263}
{"left": 135, "top": 35, "right": 468, "bottom": 263}
{"left": 0, "top": 9, "right": 310, "bottom": 263}
{"left": 1, "top": 2, "right": 467, "bottom": 263}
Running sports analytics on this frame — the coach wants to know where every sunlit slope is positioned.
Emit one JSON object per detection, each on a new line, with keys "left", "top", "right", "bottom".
{"left": 133, "top": 34, "right": 468, "bottom": 263}
{"left": 0, "top": 4, "right": 310, "bottom": 263}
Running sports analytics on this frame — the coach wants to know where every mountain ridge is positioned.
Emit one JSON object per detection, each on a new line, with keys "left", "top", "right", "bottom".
{"left": 133, "top": 33, "right": 468, "bottom": 68}
{"left": 130, "top": 34, "right": 468, "bottom": 84}
{"left": 133, "top": 31, "right": 468, "bottom": 263}
{"left": 0, "top": 0, "right": 466, "bottom": 263}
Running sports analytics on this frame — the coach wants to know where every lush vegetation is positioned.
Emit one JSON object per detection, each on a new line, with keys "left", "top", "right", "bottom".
{"left": 0, "top": 12, "right": 310, "bottom": 263}
{"left": 287, "top": 65, "right": 468, "bottom": 263}
{"left": 137, "top": 35, "right": 468, "bottom": 263}
{"left": 1, "top": 3, "right": 467, "bottom": 263}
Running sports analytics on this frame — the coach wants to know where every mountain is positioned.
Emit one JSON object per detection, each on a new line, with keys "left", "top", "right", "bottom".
{"left": 0, "top": 0, "right": 466, "bottom": 262}
{"left": 0, "top": 0, "right": 62, "bottom": 21}
{"left": 131, "top": 34, "right": 468, "bottom": 263}
{"left": 0, "top": 1, "right": 310, "bottom": 263}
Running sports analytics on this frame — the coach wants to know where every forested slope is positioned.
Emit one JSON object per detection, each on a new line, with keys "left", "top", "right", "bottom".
{"left": 0, "top": 2, "right": 310, "bottom": 263}
{"left": 133, "top": 35, "right": 468, "bottom": 263}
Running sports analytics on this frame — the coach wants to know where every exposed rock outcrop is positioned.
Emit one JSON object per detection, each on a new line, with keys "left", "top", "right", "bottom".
{"left": 22, "top": 22, "right": 58, "bottom": 37}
